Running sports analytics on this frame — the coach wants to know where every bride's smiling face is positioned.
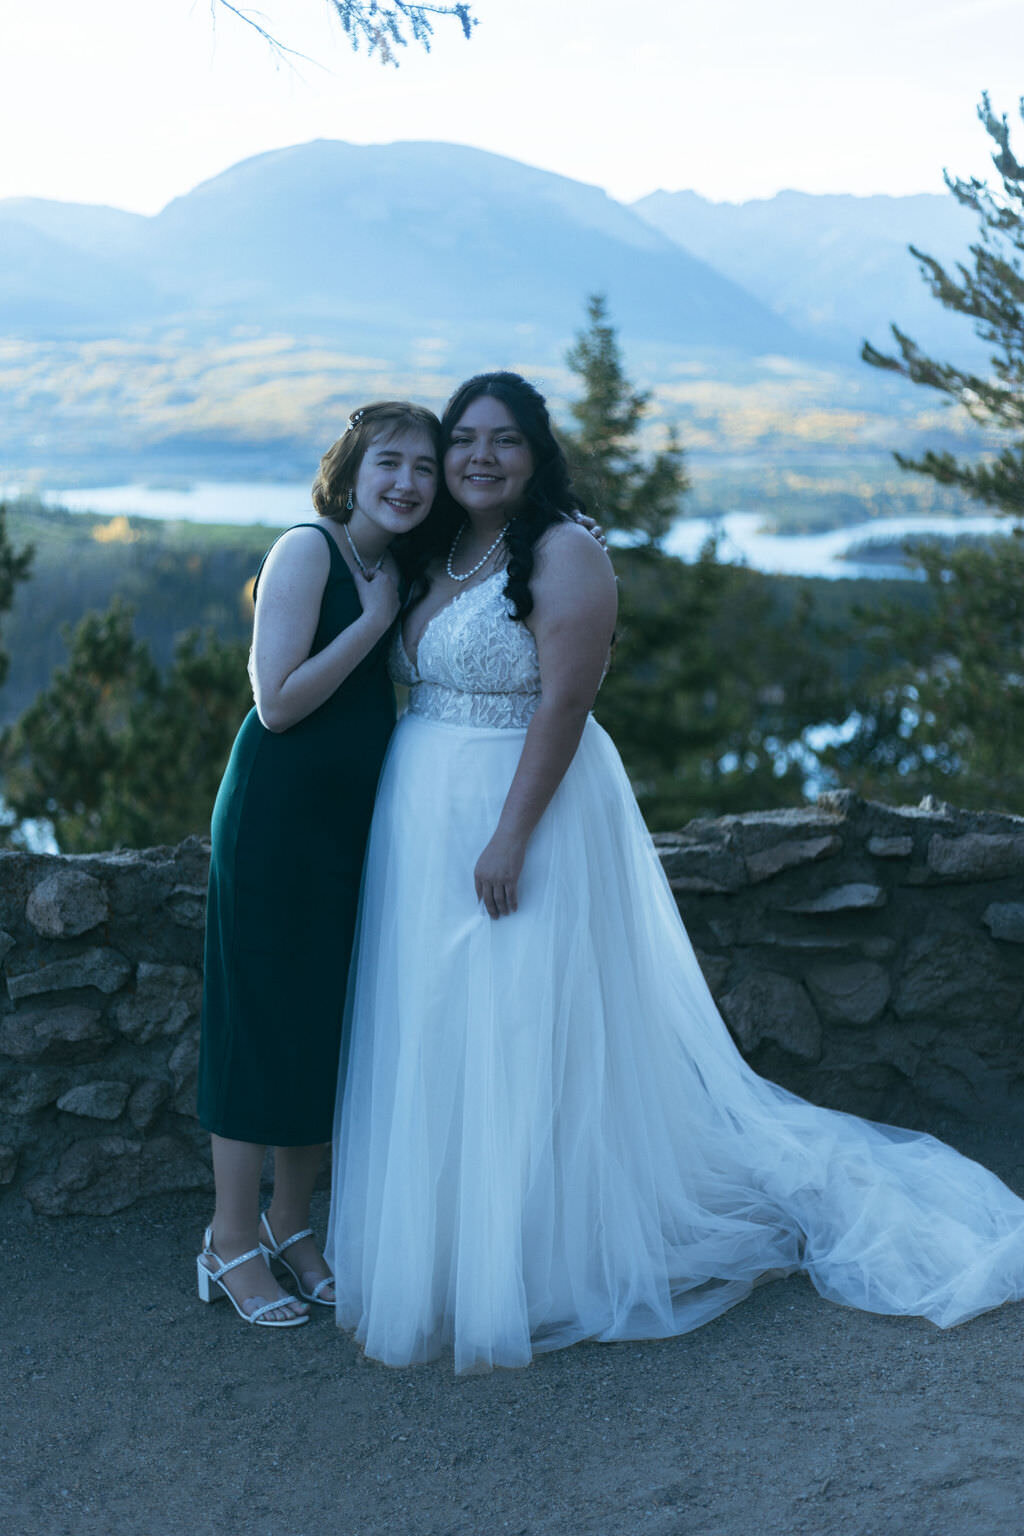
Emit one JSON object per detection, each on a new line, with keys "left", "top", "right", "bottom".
{"left": 444, "top": 396, "right": 535, "bottom": 520}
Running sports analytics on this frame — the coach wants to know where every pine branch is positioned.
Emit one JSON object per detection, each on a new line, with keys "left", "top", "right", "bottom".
{"left": 862, "top": 94, "right": 1024, "bottom": 516}
{"left": 212, "top": 1, "right": 477, "bottom": 66}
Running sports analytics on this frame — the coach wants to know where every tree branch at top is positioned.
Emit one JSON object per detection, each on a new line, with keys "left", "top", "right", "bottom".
{"left": 212, "top": 1, "right": 478, "bottom": 67}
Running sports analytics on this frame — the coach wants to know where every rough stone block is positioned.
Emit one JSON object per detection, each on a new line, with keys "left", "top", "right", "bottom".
{"left": 913, "top": 1044, "right": 991, "bottom": 1116}
{"left": 168, "top": 1032, "right": 199, "bottom": 1091}
{"left": 114, "top": 962, "right": 201, "bottom": 1042}
{"left": 0, "top": 929, "right": 15, "bottom": 965}
{"left": 0, "top": 1005, "right": 108, "bottom": 1063}
{"left": 26, "top": 869, "right": 109, "bottom": 938}
{"left": 719, "top": 971, "right": 822, "bottom": 1061}
{"left": 7, "top": 947, "right": 132, "bottom": 1002}
{"left": 744, "top": 835, "right": 841, "bottom": 884}
{"left": 783, "top": 884, "right": 886, "bottom": 915}
{"left": 860, "top": 936, "right": 897, "bottom": 960}
{"left": 894, "top": 932, "right": 1020, "bottom": 1024}
{"left": 813, "top": 790, "right": 857, "bottom": 817}
{"left": 0, "top": 1066, "right": 66, "bottom": 1114}
{"left": 128, "top": 1077, "right": 170, "bottom": 1131}
{"left": 867, "top": 836, "right": 913, "bottom": 859}
{"left": 166, "top": 885, "right": 207, "bottom": 930}
{"left": 0, "top": 1145, "right": 18, "bottom": 1185}
{"left": 759, "top": 933, "right": 857, "bottom": 951}
{"left": 983, "top": 902, "right": 1024, "bottom": 944}
{"left": 873, "top": 1027, "right": 922, "bottom": 1080}
{"left": 692, "top": 948, "right": 730, "bottom": 996}
{"left": 663, "top": 857, "right": 744, "bottom": 894}
{"left": 806, "top": 962, "right": 890, "bottom": 1027}
{"left": 27, "top": 1133, "right": 135, "bottom": 1207}
{"left": 57, "top": 1080, "right": 131, "bottom": 1120}
{"left": 656, "top": 834, "right": 745, "bottom": 894}
{"left": 24, "top": 1132, "right": 211, "bottom": 1215}
{"left": 927, "top": 833, "right": 1024, "bottom": 882}
{"left": 727, "top": 806, "right": 848, "bottom": 849}
{"left": 172, "top": 1078, "right": 200, "bottom": 1118}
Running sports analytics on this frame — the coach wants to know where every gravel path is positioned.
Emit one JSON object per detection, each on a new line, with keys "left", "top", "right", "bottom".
{"left": 4, "top": 1122, "right": 1024, "bottom": 1536}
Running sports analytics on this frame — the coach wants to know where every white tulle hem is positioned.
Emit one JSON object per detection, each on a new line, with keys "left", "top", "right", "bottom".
{"left": 328, "top": 714, "right": 1024, "bottom": 1373}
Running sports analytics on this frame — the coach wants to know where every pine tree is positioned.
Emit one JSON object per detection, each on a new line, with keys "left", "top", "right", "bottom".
{"left": 0, "top": 503, "right": 33, "bottom": 691}
{"left": 560, "top": 298, "right": 845, "bottom": 825}
{"left": 1, "top": 600, "right": 251, "bottom": 852}
{"left": 863, "top": 94, "right": 1024, "bottom": 514}
{"left": 563, "top": 294, "right": 690, "bottom": 544}
{"left": 821, "top": 531, "right": 1024, "bottom": 814}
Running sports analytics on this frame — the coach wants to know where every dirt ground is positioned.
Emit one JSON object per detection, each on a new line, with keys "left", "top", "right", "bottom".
{"left": 4, "top": 1120, "right": 1024, "bottom": 1536}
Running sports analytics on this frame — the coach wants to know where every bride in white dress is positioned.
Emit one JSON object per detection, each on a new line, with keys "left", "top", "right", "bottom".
{"left": 327, "top": 372, "right": 1024, "bottom": 1374}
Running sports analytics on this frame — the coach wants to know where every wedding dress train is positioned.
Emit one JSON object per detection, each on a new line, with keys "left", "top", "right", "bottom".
{"left": 327, "top": 570, "right": 1024, "bottom": 1373}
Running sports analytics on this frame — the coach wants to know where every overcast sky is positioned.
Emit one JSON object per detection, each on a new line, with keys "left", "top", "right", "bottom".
{"left": 3, "top": 0, "right": 1024, "bottom": 212}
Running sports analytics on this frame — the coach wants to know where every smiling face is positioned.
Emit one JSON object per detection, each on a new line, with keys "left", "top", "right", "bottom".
{"left": 350, "top": 427, "right": 438, "bottom": 539}
{"left": 444, "top": 396, "right": 535, "bottom": 522}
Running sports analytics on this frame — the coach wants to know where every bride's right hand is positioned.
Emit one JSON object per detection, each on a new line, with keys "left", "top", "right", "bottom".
{"left": 354, "top": 564, "right": 400, "bottom": 635}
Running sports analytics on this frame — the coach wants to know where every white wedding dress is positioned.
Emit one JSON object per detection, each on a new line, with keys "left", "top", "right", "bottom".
{"left": 328, "top": 569, "right": 1024, "bottom": 1373}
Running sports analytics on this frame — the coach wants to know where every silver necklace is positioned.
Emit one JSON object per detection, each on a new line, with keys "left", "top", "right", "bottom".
{"left": 446, "top": 519, "right": 510, "bottom": 582}
{"left": 343, "top": 521, "right": 386, "bottom": 579}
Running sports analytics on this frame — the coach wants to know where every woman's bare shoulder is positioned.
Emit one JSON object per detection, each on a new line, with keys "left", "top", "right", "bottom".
{"left": 256, "top": 523, "right": 333, "bottom": 601}
{"left": 533, "top": 518, "right": 616, "bottom": 586}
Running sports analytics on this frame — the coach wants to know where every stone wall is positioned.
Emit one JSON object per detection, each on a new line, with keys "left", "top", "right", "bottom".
{"left": 657, "top": 790, "right": 1024, "bottom": 1133}
{"left": 1, "top": 792, "right": 1022, "bottom": 1215}
{"left": 0, "top": 840, "right": 212, "bottom": 1215}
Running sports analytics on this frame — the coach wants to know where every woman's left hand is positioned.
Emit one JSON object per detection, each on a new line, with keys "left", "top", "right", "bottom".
{"left": 574, "top": 512, "right": 607, "bottom": 549}
{"left": 474, "top": 833, "right": 527, "bottom": 919}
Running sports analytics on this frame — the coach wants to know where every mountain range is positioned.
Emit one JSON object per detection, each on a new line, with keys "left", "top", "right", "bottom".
{"left": 0, "top": 141, "right": 806, "bottom": 362}
{"left": 632, "top": 187, "right": 981, "bottom": 358}
{"left": 0, "top": 140, "right": 994, "bottom": 491}
{"left": 0, "top": 139, "right": 981, "bottom": 366}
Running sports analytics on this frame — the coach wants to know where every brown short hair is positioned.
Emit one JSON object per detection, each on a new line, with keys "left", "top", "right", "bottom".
{"left": 311, "top": 401, "right": 442, "bottom": 523}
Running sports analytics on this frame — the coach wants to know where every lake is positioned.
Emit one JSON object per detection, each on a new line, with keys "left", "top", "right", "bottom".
{"left": 16, "top": 481, "right": 1019, "bottom": 580}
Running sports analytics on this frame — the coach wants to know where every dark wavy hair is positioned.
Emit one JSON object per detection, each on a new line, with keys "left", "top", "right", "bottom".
{"left": 423, "top": 372, "right": 582, "bottom": 621}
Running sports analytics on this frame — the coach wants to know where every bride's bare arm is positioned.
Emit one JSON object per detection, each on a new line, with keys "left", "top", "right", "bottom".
{"left": 474, "top": 523, "right": 617, "bottom": 918}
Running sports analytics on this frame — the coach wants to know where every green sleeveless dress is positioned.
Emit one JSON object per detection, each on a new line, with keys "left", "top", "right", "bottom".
{"left": 197, "top": 523, "right": 396, "bottom": 1145}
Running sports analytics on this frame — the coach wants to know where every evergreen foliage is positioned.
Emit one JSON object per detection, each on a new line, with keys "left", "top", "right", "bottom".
{"left": 561, "top": 297, "right": 848, "bottom": 826}
{"left": 852, "top": 94, "right": 1024, "bottom": 813}
{"left": 863, "top": 94, "right": 1024, "bottom": 514}
{"left": 0, "top": 499, "right": 265, "bottom": 724}
{"left": 0, "top": 505, "right": 34, "bottom": 692}
{"left": 216, "top": 1, "right": 476, "bottom": 66}
{"left": 822, "top": 532, "right": 1024, "bottom": 814}
{"left": 563, "top": 294, "right": 690, "bottom": 544}
{"left": 1, "top": 601, "right": 251, "bottom": 852}
{"left": 597, "top": 544, "right": 849, "bottom": 828}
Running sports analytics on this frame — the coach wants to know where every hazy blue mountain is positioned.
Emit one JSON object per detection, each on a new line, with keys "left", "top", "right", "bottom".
{"left": 1, "top": 198, "right": 149, "bottom": 258}
{"left": 146, "top": 140, "right": 814, "bottom": 356}
{"left": 0, "top": 142, "right": 817, "bottom": 359}
{"left": 0, "top": 207, "right": 160, "bottom": 331}
{"left": 632, "top": 189, "right": 984, "bottom": 361}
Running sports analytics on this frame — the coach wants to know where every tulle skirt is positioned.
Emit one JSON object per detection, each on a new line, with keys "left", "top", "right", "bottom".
{"left": 328, "top": 713, "right": 1024, "bottom": 1372}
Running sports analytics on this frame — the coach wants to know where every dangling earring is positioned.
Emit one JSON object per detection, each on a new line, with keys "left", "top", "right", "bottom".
{"left": 346, "top": 489, "right": 354, "bottom": 512}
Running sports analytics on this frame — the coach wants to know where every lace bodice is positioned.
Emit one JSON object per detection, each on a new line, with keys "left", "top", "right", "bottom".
{"left": 390, "top": 571, "right": 541, "bottom": 729}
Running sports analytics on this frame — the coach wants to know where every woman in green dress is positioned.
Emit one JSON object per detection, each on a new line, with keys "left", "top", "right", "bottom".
{"left": 196, "top": 401, "right": 441, "bottom": 1327}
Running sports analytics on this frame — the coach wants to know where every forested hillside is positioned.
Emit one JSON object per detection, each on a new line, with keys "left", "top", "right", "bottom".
{"left": 0, "top": 501, "right": 268, "bottom": 721}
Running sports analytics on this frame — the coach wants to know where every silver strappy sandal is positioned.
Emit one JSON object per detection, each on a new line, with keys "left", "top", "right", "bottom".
{"left": 259, "top": 1212, "right": 335, "bottom": 1306}
{"left": 197, "top": 1226, "right": 309, "bottom": 1327}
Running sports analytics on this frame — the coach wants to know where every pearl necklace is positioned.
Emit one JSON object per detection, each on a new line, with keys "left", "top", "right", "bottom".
{"left": 343, "top": 521, "right": 386, "bottom": 579}
{"left": 446, "top": 519, "right": 510, "bottom": 582}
